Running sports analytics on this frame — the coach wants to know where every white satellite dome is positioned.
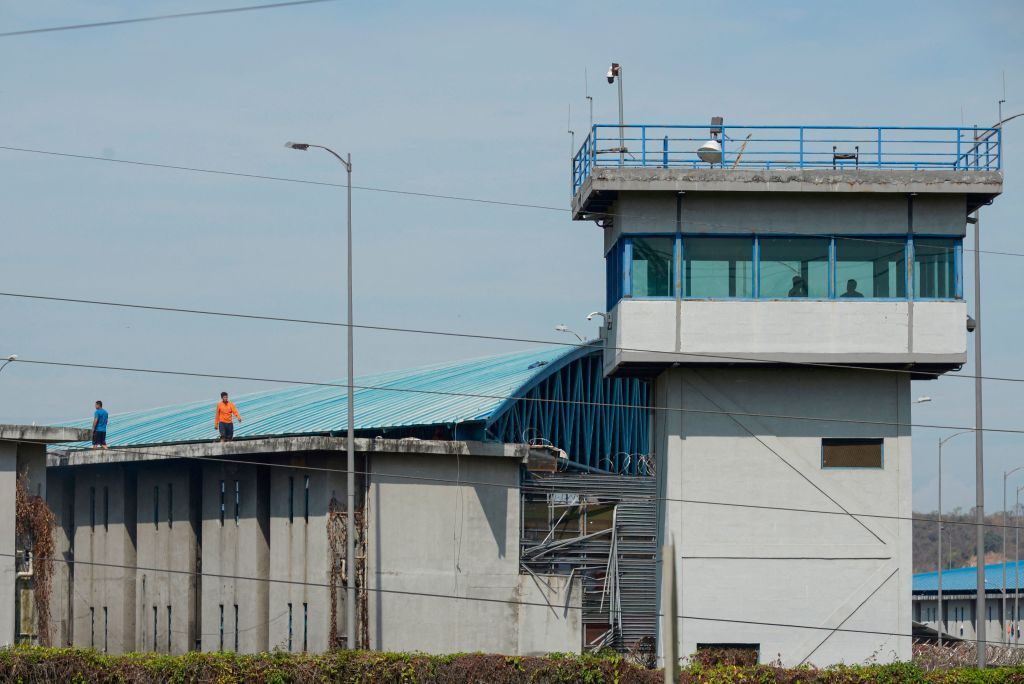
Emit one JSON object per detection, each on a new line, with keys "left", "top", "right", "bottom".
{"left": 697, "top": 139, "right": 722, "bottom": 164}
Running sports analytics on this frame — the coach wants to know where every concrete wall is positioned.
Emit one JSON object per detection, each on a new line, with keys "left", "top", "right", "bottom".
{"left": 200, "top": 462, "right": 270, "bottom": 653}
{"left": 0, "top": 442, "right": 16, "bottom": 646}
{"left": 47, "top": 469, "right": 75, "bottom": 646}
{"left": 655, "top": 367, "right": 912, "bottom": 666}
{"left": 606, "top": 192, "right": 966, "bottom": 251}
{"left": 267, "top": 455, "right": 348, "bottom": 652}
{"left": 43, "top": 440, "right": 581, "bottom": 656}
{"left": 605, "top": 300, "right": 967, "bottom": 373}
{"left": 366, "top": 452, "right": 581, "bottom": 655}
{"left": 914, "top": 594, "right": 1013, "bottom": 645}
{"left": 135, "top": 463, "right": 200, "bottom": 654}
{"left": 69, "top": 465, "right": 137, "bottom": 653}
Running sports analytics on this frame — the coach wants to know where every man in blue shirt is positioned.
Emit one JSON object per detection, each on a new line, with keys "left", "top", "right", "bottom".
{"left": 92, "top": 400, "right": 109, "bottom": 449}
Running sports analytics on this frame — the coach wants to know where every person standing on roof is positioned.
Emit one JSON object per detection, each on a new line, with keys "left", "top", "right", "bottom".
{"left": 92, "top": 400, "right": 109, "bottom": 450}
{"left": 215, "top": 391, "right": 242, "bottom": 442}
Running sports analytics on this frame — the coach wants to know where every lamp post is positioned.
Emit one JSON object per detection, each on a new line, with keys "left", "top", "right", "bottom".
{"left": 554, "top": 324, "right": 585, "bottom": 342}
{"left": 606, "top": 63, "right": 623, "bottom": 165}
{"left": 938, "top": 430, "right": 973, "bottom": 647}
{"left": 285, "top": 141, "right": 356, "bottom": 648}
{"left": 1015, "top": 484, "right": 1024, "bottom": 646}
{"left": 1003, "top": 467, "right": 1024, "bottom": 642}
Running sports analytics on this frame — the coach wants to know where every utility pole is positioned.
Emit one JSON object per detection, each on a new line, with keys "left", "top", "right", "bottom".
{"left": 972, "top": 206, "right": 986, "bottom": 668}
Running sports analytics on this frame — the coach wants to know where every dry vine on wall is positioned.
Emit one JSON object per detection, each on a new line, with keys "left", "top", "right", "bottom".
{"left": 327, "top": 496, "right": 367, "bottom": 649}
{"left": 15, "top": 475, "right": 56, "bottom": 646}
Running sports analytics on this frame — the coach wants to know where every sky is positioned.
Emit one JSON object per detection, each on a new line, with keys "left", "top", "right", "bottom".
{"left": 0, "top": 0, "right": 1022, "bottom": 513}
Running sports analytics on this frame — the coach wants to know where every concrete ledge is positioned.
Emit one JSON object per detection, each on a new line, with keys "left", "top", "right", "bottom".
{"left": 47, "top": 436, "right": 531, "bottom": 467}
{"left": 0, "top": 424, "right": 91, "bottom": 444}
{"left": 573, "top": 167, "right": 1003, "bottom": 217}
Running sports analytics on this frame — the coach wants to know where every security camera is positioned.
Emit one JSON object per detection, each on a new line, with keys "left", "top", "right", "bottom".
{"left": 966, "top": 315, "right": 977, "bottom": 333}
{"left": 606, "top": 63, "right": 620, "bottom": 84}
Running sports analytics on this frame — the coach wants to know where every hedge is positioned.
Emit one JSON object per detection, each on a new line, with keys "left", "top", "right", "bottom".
{"left": 5, "top": 647, "right": 1024, "bottom": 683}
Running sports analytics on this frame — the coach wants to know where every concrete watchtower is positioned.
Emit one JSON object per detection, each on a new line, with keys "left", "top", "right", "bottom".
{"left": 571, "top": 121, "right": 1003, "bottom": 665}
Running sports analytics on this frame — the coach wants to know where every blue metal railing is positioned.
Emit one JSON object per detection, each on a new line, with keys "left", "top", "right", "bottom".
{"left": 571, "top": 124, "right": 1002, "bottom": 194}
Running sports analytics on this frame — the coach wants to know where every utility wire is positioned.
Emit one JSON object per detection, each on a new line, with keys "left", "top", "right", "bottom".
{"left": 30, "top": 440, "right": 1024, "bottom": 535}
{"left": 0, "top": 144, "right": 1014, "bottom": 257}
{"left": 0, "top": 0, "right": 340, "bottom": 38}
{"left": 14, "top": 355, "right": 1024, "bottom": 436}
{"left": 0, "top": 289, "right": 1016, "bottom": 385}
{"left": 2, "top": 550, "right": 1018, "bottom": 648}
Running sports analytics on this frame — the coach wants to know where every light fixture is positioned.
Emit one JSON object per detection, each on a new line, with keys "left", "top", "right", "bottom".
{"left": 555, "top": 324, "right": 584, "bottom": 342}
{"left": 915, "top": 396, "right": 932, "bottom": 404}
{"left": 697, "top": 139, "right": 722, "bottom": 164}
{"left": 284, "top": 141, "right": 310, "bottom": 150}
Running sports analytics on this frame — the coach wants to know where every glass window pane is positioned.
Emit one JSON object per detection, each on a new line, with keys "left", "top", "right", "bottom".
{"left": 605, "top": 241, "right": 622, "bottom": 309}
{"left": 758, "top": 238, "right": 830, "bottom": 298}
{"left": 914, "top": 238, "right": 957, "bottom": 299}
{"left": 631, "top": 237, "right": 674, "bottom": 297}
{"left": 683, "top": 237, "right": 753, "bottom": 298}
{"left": 834, "top": 238, "right": 906, "bottom": 298}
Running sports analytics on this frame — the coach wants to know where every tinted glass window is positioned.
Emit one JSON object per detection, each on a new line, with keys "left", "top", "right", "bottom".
{"left": 834, "top": 238, "right": 906, "bottom": 298}
{"left": 631, "top": 237, "right": 674, "bottom": 297}
{"left": 684, "top": 237, "right": 753, "bottom": 298}
{"left": 915, "top": 238, "right": 957, "bottom": 299}
{"left": 759, "top": 238, "right": 830, "bottom": 298}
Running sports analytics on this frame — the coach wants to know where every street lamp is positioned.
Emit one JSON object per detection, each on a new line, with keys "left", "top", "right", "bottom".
{"left": 285, "top": 141, "right": 356, "bottom": 649}
{"left": 0, "top": 355, "right": 17, "bottom": 376}
{"left": 554, "top": 324, "right": 584, "bottom": 342}
{"left": 1003, "top": 467, "right": 1024, "bottom": 642}
{"left": 969, "top": 110, "right": 1021, "bottom": 667}
{"left": 606, "top": 63, "right": 624, "bottom": 165}
{"left": 937, "top": 429, "right": 973, "bottom": 647}
{"left": 1016, "top": 484, "right": 1024, "bottom": 646}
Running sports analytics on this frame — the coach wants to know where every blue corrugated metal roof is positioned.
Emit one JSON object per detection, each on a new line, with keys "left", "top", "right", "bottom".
{"left": 913, "top": 561, "right": 1024, "bottom": 593}
{"left": 62, "top": 345, "right": 591, "bottom": 448}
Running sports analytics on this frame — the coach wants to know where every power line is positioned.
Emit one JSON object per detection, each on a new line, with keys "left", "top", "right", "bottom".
{"left": 38, "top": 440, "right": 1024, "bottom": 536}
{"left": 0, "top": 144, "right": 1015, "bottom": 257}
{"left": 0, "top": 289, "right": 1019, "bottom": 385}
{"left": 14, "top": 355, "right": 1024, "bottom": 436}
{"left": 0, "top": 0, "right": 340, "bottom": 38}
{"left": 3, "top": 550, "right": 1018, "bottom": 648}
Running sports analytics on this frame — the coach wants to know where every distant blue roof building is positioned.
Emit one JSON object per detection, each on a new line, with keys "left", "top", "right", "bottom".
{"left": 913, "top": 561, "right": 1024, "bottom": 593}
{"left": 62, "top": 344, "right": 651, "bottom": 474}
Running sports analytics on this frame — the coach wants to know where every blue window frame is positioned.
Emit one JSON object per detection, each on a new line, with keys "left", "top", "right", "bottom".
{"left": 607, "top": 233, "right": 960, "bottom": 302}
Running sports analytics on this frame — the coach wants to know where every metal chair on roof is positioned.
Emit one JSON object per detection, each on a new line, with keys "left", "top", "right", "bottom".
{"left": 833, "top": 145, "right": 860, "bottom": 169}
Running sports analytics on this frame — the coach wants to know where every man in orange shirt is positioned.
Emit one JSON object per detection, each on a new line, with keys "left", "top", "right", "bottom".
{"left": 215, "top": 391, "right": 242, "bottom": 442}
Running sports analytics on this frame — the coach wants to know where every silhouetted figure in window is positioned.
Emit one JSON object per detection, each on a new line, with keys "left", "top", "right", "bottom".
{"left": 841, "top": 279, "right": 864, "bottom": 298}
{"left": 788, "top": 276, "right": 807, "bottom": 297}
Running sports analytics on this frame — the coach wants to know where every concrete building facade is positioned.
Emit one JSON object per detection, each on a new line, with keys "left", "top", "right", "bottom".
{"left": 572, "top": 122, "right": 1003, "bottom": 665}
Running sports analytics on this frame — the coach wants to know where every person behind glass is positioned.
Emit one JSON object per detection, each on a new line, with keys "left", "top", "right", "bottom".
{"left": 788, "top": 275, "right": 807, "bottom": 297}
{"left": 215, "top": 391, "right": 242, "bottom": 442}
{"left": 91, "top": 400, "right": 109, "bottom": 450}
{"left": 841, "top": 279, "right": 864, "bottom": 298}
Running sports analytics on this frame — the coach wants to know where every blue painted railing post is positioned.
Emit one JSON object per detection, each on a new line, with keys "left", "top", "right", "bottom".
{"left": 956, "top": 131, "right": 961, "bottom": 170}
{"left": 720, "top": 125, "right": 726, "bottom": 168}
{"left": 877, "top": 128, "right": 883, "bottom": 168}
{"left": 799, "top": 127, "right": 804, "bottom": 168}
{"left": 641, "top": 126, "right": 647, "bottom": 167}
{"left": 663, "top": 136, "right": 669, "bottom": 168}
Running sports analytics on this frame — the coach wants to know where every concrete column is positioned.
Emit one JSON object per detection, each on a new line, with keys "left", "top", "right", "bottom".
{"left": 0, "top": 442, "right": 17, "bottom": 646}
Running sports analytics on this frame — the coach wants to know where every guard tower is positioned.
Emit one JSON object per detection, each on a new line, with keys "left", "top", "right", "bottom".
{"left": 572, "top": 122, "right": 1003, "bottom": 665}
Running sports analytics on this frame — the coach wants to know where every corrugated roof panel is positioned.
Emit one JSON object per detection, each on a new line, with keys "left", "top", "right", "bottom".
{"left": 61, "top": 345, "right": 587, "bottom": 448}
{"left": 913, "top": 561, "right": 1024, "bottom": 593}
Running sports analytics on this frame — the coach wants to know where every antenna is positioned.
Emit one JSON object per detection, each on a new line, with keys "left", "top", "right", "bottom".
{"left": 568, "top": 103, "right": 575, "bottom": 158}
{"left": 585, "top": 68, "right": 593, "bottom": 131}
{"left": 999, "top": 69, "right": 1006, "bottom": 124}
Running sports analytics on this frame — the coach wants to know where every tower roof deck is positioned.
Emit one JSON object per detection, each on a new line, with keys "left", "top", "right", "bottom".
{"left": 572, "top": 124, "right": 1003, "bottom": 219}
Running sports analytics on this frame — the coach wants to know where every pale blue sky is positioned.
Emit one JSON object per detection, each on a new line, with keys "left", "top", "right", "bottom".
{"left": 1, "top": 0, "right": 1022, "bottom": 512}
